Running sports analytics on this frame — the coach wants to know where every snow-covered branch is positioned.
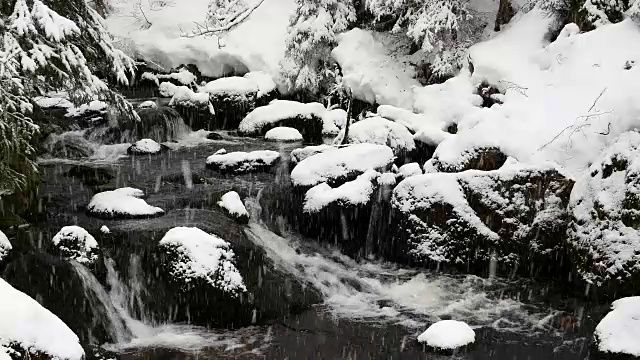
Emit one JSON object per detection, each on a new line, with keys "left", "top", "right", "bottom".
{"left": 181, "top": 0, "right": 265, "bottom": 38}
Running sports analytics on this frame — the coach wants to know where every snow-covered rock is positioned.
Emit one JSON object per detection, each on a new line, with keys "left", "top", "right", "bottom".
{"left": 304, "top": 170, "right": 379, "bottom": 213}
{"left": 65, "top": 100, "right": 108, "bottom": 118}
{"left": 218, "top": 191, "right": 249, "bottom": 223}
{"left": 324, "top": 108, "right": 348, "bottom": 130}
{"left": 127, "top": 139, "right": 163, "bottom": 155}
{"left": 158, "top": 227, "right": 246, "bottom": 296}
{"left": 398, "top": 163, "right": 423, "bottom": 178}
{"left": 417, "top": 320, "right": 475, "bottom": 350}
{"left": 100, "top": 225, "right": 110, "bottom": 234}
{"left": 200, "top": 77, "right": 258, "bottom": 98}
{"left": 214, "top": 148, "right": 227, "bottom": 155}
{"left": 0, "top": 278, "right": 84, "bottom": 360}
{"left": 390, "top": 160, "right": 573, "bottom": 273}
{"left": 86, "top": 187, "right": 164, "bottom": 219}
{"left": 169, "top": 86, "right": 212, "bottom": 110}
{"left": 291, "top": 143, "right": 395, "bottom": 187}
{"left": 332, "top": 29, "right": 421, "bottom": 109}
{"left": 238, "top": 100, "right": 328, "bottom": 142}
{"left": 137, "top": 100, "right": 158, "bottom": 109}
{"left": 243, "top": 71, "right": 277, "bottom": 99}
{"left": 51, "top": 226, "right": 99, "bottom": 264}
{"left": 333, "top": 116, "right": 415, "bottom": 157}
{"left": 594, "top": 297, "right": 640, "bottom": 357}
{"left": 142, "top": 68, "right": 197, "bottom": 86}
{"left": 265, "top": 127, "right": 303, "bottom": 142}
{"left": 0, "top": 230, "right": 11, "bottom": 262}
{"left": 206, "top": 150, "right": 281, "bottom": 174}
{"left": 290, "top": 145, "right": 337, "bottom": 164}
{"left": 431, "top": 146, "right": 509, "bottom": 173}
{"left": 567, "top": 132, "right": 640, "bottom": 291}
{"left": 159, "top": 82, "right": 179, "bottom": 97}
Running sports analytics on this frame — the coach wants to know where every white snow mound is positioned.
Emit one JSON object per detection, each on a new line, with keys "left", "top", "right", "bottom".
{"left": 0, "top": 278, "right": 84, "bottom": 360}
{"left": 290, "top": 145, "right": 337, "bottom": 164}
{"left": 218, "top": 191, "right": 249, "bottom": 219}
{"left": 206, "top": 150, "right": 280, "bottom": 173}
{"left": 51, "top": 226, "right": 99, "bottom": 264}
{"left": 304, "top": 170, "right": 379, "bottom": 213}
{"left": 87, "top": 188, "right": 164, "bottom": 218}
{"left": 129, "top": 139, "right": 162, "bottom": 154}
{"left": 291, "top": 143, "right": 395, "bottom": 187}
{"left": 595, "top": 296, "right": 640, "bottom": 357}
{"left": 333, "top": 116, "right": 415, "bottom": 154}
{"left": 199, "top": 77, "right": 258, "bottom": 96}
{"left": 159, "top": 227, "right": 246, "bottom": 295}
{"left": 243, "top": 71, "right": 277, "bottom": 98}
{"left": 417, "top": 320, "right": 476, "bottom": 349}
{"left": 265, "top": 127, "right": 303, "bottom": 142}
{"left": 239, "top": 100, "right": 327, "bottom": 135}
{"left": 399, "top": 163, "right": 423, "bottom": 178}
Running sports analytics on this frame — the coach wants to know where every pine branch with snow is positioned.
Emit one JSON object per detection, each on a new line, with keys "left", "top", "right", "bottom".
{"left": 280, "top": 0, "right": 356, "bottom": 94}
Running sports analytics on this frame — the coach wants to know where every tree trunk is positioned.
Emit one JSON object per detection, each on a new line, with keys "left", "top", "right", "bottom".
{"left": 494, "top": 0, "right": 512, "bottom": 31}
{"left": 341, "top": 95, "right": 353, "bottom": 145}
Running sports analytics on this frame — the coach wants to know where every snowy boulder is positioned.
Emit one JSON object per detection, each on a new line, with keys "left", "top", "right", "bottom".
{"left": 142, "top": 68, "right": 197, "bottom": 87}
{"left": 238, "top": 100, "right": 328, "bottom": 143}
{"left": 127, "top": 139, "right": 163, "bottom": 155}
{"left": 137, "top": 100, "right": 158, "bottom": 109}
{"left": 159, "top": 82, "right": 179, "bottom": 97}
{"left": 0, "top": 278, "right": 84, "bottom": 360}
{"left": 431, "top": 146, "right": 509, "bottom": 173}
{"left": 388, "top": 161, "right": 574, "bottom": 276}
{"left": 0, "top": 230, "right": 11, "bottom": 262}
{"left": 86, "top": 187, "right": 164, "bottom": 219}
{"left": 244, "top": 71, "right": 278, "bottom": 105}
{"left": 100, "top": 225, "right": 110, "bottom": 234}
{"left": 398, "top": 163, "right": 423, "bottom": 178}
{"left": 594, "top": 297, "right": 640, "bottom": 358}
{"left": 567, "top": 132, "right": 640, "bottom": 293}
{"left": 291, "top": 143, "right": 394, "bottom": 188}
{"left": 158, "top": 227, "right": 246, "bottom": 296}
{"left": 264, "top": 127, "right": 303, "bottom": 142}
{"left": 418, "top": 320, "right": 475, "bottom": 351}
{"left": 290, "top": 144, "right": 337, "bottom": 165}
{"left": 218, "top": 191, "right": 249, "bottom": 223}
{"left": 206, "top": 150, "right": 281, "bottom": 174}
{"left": 303, "top": 170, "right": 379, "bottom": 213}
{"left": 199, "top": 77, "right": 258, "bottom": 128}
{"left": 51, "top": 226, "right": 99, "bottom": 264}
{"left": 333, "top": 116, "right": 415, "bottom": 160}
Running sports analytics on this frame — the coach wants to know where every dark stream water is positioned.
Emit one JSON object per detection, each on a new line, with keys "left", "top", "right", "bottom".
{"left": 7, "top": 110, "right": 611, "bottom": 359}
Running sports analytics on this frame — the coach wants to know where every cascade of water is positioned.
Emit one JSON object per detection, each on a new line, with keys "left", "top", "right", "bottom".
{"left": 68, "top": 261, "right": 132, "bottom": 343}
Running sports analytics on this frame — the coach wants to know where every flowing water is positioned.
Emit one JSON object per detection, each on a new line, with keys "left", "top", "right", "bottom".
{"left": 15, "top": 106, "right": 605, "bottom": 359}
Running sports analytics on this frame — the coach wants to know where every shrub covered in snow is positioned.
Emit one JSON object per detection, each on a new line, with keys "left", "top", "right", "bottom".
{"left": 417, "top": 320, "right": 475, "bottom": 350}
{"left": 567, "top": 132, "right": 640, "bottom": 291}
{"left": 87, "top": 187, "right": 164, "bottom": 219}
{"left": 291, "top": 143, "right": 394, "bottom": 187}
{"left": 303, "top": 169, "right": 380, "bottom": 213}
{"left": 51, "top": 226, "right": 99, "bottom": 264}
{"left": 333, "top": 116, "right": 415, "bottom": 157}
{"left": 206, "top": 150, "right": 281, "bottom": 174}
{"left": 594, "top": 296, "right": 640, "bottom": 357}
{"left": 158, "top": 227, "right": 246, "bottom": 296}
{"left": 265, "top": 127, "right": 304, "bottom": 142}
{"left": 218, "top": 191, "right": 249, "bottom": 223}
{"left": 0, "top": 278, "right": 84, "bottom": 360}
{"left": 238, "top": 100, "right": 328, "bottom": 142}
{"left": 127, "top": 139, "right": 163, "bottom": 155}
{"left": 390, "top": 160, "right": 574, "bottom": 274}
{"left": 0, "top": 230, "right": 12, "bottom": 262}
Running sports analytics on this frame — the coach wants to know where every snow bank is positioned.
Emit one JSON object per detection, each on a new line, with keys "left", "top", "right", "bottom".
{"left": 417, "top": 320, "right": 475, "bottom": 349}
{"left": 51, "top": 226, "right": 99, "bottom": 264}
{"left": 243, "top": 71, "right": 277, "bottom": 98}
{"left": 238, "top": 100, "right": 327, "bottom": 136}
{"left": 290, "top": 144, "right": 337, "bottom": 164}
{"left": 159, "top": 227, "right": 246, "bottom": 295}
{"left": 0, "top": 231, "right": 11, "bottom": 262}
{"left": 291, "top": 143, "right": 395, "bottom": 187}
{"left": 332, "top": 29, "right": 421, "bottom": 109}
{"left": 105, "top": 0, "right": 295, "bottom": 82}
{"left": 567, "top": 131, "right": 640, "bottom": 286}
{"left": 412, "top": 11, "right": 640, "bottom": 177}
{"left": 333, "top": 116, "right": 415, "bottom": 155}
{"left": 399, "top": 163, "right": 423, "bottom": 178}
{"left": 595, "top": 297, "right": 640, "bottom": 357}
{"left": 87, "top": 187, "right": 164, "bottom": 218}
{"left": 65, "top": 100, "right": 107, "bottom": 118}
{"left": 218, "top": 191, "right": 249, "bottom": 222}
{"left": 0, "top": 278, "right": 84, "bottom": 360}
{"left": 265, "top": 127, "right": 303, "bottom": 142}
{"left": 206, "top": 150, "right": 280, "bottom": 173}
{"left": 304, "top": 170, "right": 379, "bottom": 212}
{"left": 199, "top": 77, "right": 258, "bottom": 97}
{"left": 128, "top": 139, "right": 162, "bottom": 155}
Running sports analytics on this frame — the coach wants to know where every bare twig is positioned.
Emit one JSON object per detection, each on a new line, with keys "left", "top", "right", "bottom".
{"left": 588, "top": 87, "right": 607, "bottom": 112}
{"left": 181, "top": 0, "right": 266, "bottom": 38}
{"left": 499, "top": 80, "right": 528, "bottom": 97}
{"left": 598, "top": 122, "right": 611, "bottom": 136}
{"left": 137, "top": 0, "right": 152, "bottom": 28}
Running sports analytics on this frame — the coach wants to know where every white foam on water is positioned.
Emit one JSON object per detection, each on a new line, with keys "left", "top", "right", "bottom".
{"left": 244, "top": 196, "right": 558, "bottom": 333}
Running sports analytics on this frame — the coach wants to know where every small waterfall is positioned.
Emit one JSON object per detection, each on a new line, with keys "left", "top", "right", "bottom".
{"left": 68, "top": 261, "right": 132, "bottom": 343}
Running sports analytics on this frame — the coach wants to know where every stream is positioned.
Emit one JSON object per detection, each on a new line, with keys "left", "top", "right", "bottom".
{"left": 7, "top": 100, "right": 607, "bottom": 359}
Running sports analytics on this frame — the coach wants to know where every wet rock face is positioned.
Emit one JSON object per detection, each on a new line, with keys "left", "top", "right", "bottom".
{"left": 567, "top": 132, "right": 640, "bottom": 295}
{"left": 387, "top": 165, "right": 574, "bottom": 277}
{"left": 2, "top": 253, "right": 125, "bottom": 346}
{"left": 209, "top": 91, "right": 257, "bottom": 130}
{"left": 65, "top": 165, "right": 115, "bottom": 187}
